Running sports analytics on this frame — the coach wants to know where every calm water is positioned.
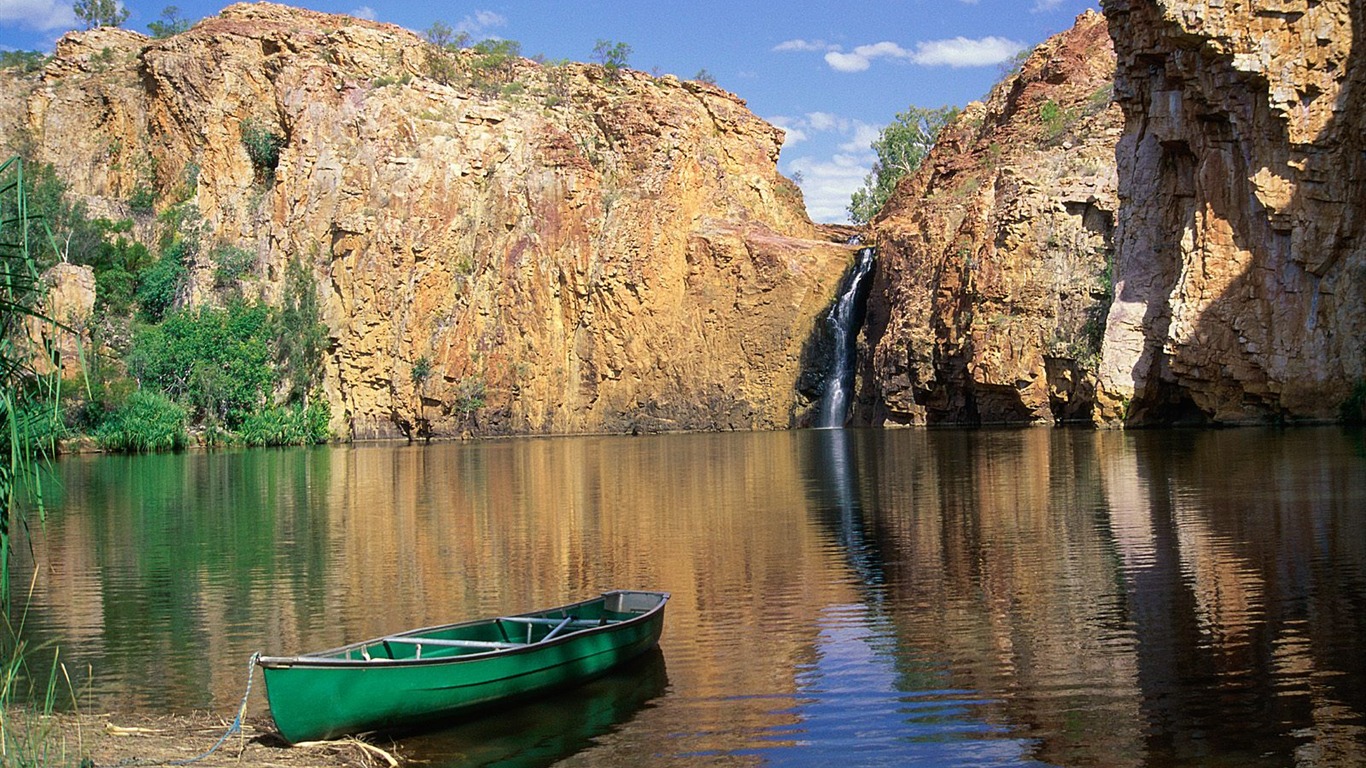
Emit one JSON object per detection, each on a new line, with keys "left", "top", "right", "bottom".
{"left": 14, "top": 427, "right": 1366, "bottom": 767}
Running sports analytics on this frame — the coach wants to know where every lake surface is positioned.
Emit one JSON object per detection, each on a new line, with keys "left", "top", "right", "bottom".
{"left": 14, "top": 427, "right": 1366, "bottom": 767}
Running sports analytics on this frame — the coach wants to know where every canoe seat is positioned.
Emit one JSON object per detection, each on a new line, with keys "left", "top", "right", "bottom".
{"left": 382, "top": 637, "right": 522, "bottom": 656}
{"left": 496, "top": 616, "right": 620, "bottom": 628}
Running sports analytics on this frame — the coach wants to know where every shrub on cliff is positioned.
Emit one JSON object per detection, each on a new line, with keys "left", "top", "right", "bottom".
{"left": 240, "top": 118, "right": 284, "bottom": 184}
{"left": 592, "top": 40, "right": 631, "bottom": 80}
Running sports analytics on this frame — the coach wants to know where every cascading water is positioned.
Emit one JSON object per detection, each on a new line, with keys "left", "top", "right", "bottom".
{"left": 815, "top": 245, "right": 876, "bottom": 429}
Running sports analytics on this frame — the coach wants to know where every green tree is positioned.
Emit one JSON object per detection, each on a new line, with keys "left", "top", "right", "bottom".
{"left": 128, "top": 301, "right": 276, "bottom": 428}
{"left": 276, "top": 257, "right": 327, "bottom": 402}
{"left": 424, "top": 21, "right": 469, "bottom": 50}
{"left": 591, "top": 40, "right": 631, "bottom": 79}
{"left": 469, "top": 38, "right": 522, "bottom": 93}
{"left": 73, "top": 0, "right": 129, "bottom": 29}
{"left": 147, "top": 5, "right": 191, "bottom": 39}
{"left": 847, "top": 105, "right": 959, "bottom": 225}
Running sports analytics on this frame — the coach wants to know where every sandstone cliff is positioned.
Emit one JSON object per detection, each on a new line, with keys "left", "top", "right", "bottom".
{"left": 1099, "top": 0, "right": 1366, "bottom": 423}
{"left": 1, "top": 3, "right": 852, "bottom": 438}
{"left": 864, "top": 11, "right": 1122, "bottom": 425}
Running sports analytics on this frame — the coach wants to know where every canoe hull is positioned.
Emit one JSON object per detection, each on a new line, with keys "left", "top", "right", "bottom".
{"left": 259, "top": 590, "right": 668, "bottom": 743}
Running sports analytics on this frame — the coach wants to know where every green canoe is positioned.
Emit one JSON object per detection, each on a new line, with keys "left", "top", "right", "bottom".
{"left": 258, "top": 590, "right": 669, "bottom": 744}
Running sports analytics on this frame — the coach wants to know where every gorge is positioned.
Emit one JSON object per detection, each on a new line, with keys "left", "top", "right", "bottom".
{"left": 5, "top": 1, "right": 1365, "bottom": 441}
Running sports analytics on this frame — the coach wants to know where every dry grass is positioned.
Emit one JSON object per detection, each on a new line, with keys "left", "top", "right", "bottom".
{"left": 3, "top": 710, "right": 407, "bottom": 767}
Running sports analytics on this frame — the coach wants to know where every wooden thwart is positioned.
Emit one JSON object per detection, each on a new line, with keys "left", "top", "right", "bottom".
{"left": 384, "top": 637, "right": 521, "bottom": 651}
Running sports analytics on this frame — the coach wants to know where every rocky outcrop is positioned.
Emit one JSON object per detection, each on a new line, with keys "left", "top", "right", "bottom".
{"left": 28, "top": 263, "right": 96, "bottom": 379}
{"left": 1099, "top": 0, "right": 1366, "bottom": 423}
{"left": 864, "top": 11, "right": 1121, "bottom": 425}
{"left": 1, "top": 3, "right": 852, "bottom": 438}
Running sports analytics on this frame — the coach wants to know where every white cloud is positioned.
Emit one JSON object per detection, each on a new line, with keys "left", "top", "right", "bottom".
{"left": 457, "top": 9, "right": 506, "bottom": 35}
{"left": 817, "top": 35, "right": 1025, "bottom": 73}
{"left": 770, "top": 111, "right": 881, "bottom": 223}
{"left": 0, "top": 0, "right": 75, "bottom": 31}
{"left": 805, "top": 111, "right": 846, "bottom": 132}
{"left": 350, "top": 6, "right": 377, "bottom": 21}
{"left": 839, "top": 123, "right": 882, "bottom": 154}
{"left": 785, "top": 153, "right": 870, "bottom": 223}
{"left": 773, "top": 38, "right": 831, "bottom": 53}
{"left": 825, "top": 41, "right": 913, "bottom": 73}
{"left": 1033, "top": 0, "right": 1065, "bottom": 10}
{"left": 909, "top": 36, "right": 1024, "bottom": 67}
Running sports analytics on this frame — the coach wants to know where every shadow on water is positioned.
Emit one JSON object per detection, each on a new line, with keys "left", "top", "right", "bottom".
{"left": 394, "top": 648, "right": 668, "bottom": 767}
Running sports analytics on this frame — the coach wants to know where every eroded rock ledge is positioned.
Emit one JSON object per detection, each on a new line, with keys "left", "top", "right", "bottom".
{"left": 1099, "top": 0, "right": 1366, "bottom": 424}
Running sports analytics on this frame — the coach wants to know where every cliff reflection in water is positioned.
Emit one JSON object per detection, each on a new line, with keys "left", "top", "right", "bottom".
{"left": 16, "top": 428, "right": 1366, "bottom": 766}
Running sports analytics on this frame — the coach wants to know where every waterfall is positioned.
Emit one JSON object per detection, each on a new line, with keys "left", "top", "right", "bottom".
{"left": 815, "top": 246, "right": 876, "bottom": 429}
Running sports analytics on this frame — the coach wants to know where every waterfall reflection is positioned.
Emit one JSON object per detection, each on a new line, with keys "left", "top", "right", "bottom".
{"left": 772, "top": 429, "right": 1045, "bottom": 766}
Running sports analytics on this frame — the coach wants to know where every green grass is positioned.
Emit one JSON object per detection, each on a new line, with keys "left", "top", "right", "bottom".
{"left": 93, "top": 391, "right": 188, "bottom": 453}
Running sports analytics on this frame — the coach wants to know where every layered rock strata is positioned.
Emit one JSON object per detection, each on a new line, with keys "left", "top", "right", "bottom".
{"left": 1098, "top": 0, "right": 1366, "bottom": 423}
{"left": 0, "top": 3, "right": 852, "bottom": 438}
{"left": 865, "top": 11, "right": 1122, "bottom": 425}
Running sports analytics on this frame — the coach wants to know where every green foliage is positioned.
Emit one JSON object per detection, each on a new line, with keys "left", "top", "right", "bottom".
{"left": 0, "top": 156, "right": 55, "bottom": 616}
{"left": 848, "top": 105, "right": 958, "bottom": 225}
{"left": 693, "top": 68, "right": 717, "bottom": 85}
{"left": 276, "top": 256, "right": 327, "bottom": 402}
{"left": 210, "top": 243, "right": 255, "bottom": 287}
{"left": 411, "top": 356, "right": 432, "bottom": 386}
{"left": 423, "top": 47, "right": 458, "bottom": 85}
{"left": 1039, "top": 99, "right": 1071, "bottom": 142}
{"left": 135, "top": 241, "right": 187, "bottom": 322}
{"left": 592, "top": 40, "right": 631, "bottom": 79}
{"left": 94, "top": 390, "right": 187, "bottom": 453}
{"left": 452, "top": 375, "right": 485, "bottom": 420}
{"left": 73, "top": 0, "right": 129, "bottom": 28}
{"left": 424, "top": 21, "right": 469, "bottom": 50}
{"left": 236, "top": 398, "right": 330, "bottom": 446}
{"left": 240, "top": 118, "right": 285, "bottom": 184}
{"left": 422, "top": 21, "right": 469, "bottom": 85}
{"left": 0, "top": 50, "right": 48, "bottom": 74}
{"left": 147, "top": 5, "right": 191, "bottom": 38}
{"left": 129, "top": 301, "right": 276, "bottom": 428}
{"left": 470, "top": 38, "right": 522, "bottom": 95}
{"left": 95, "top": 264, "right": 135, "bottom": 315}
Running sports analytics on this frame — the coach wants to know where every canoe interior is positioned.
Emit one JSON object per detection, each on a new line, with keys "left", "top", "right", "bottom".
{"left": 279, "top": 590, "right": 665, "bottom": 665}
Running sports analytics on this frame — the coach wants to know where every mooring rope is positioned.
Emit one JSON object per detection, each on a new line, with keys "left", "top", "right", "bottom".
{"left": 164, "top": 652, "right": 260, "bottom": 766}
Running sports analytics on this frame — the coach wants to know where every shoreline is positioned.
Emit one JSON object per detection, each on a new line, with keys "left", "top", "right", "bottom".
{"left": 3, "top": 710, "right": 405, "bottom": 767}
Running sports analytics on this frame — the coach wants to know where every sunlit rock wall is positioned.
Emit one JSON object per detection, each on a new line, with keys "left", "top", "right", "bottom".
{"left": 865, "top": 11, "right": 1121, "bottom": 425}
{"left": 0, "top": 2, "right": 852, "bottom": 439}
{"left": 1099, "top": 0, "right": 1366, "bottom": 423}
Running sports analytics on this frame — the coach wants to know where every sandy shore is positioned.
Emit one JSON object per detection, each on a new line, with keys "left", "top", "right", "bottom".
{"left": 3, "top": 710, "right": 407, "bottom": 767}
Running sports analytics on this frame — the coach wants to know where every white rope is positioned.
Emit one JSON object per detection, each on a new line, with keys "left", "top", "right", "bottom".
{"left": 165, "top": 652, "right": 259, "bottom": 766}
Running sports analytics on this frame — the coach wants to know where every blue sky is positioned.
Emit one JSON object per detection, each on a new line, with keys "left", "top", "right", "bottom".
{"left": 0, "top": 0, "right": 1100, "bottom": 223}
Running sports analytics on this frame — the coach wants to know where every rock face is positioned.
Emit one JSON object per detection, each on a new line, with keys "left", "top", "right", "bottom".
{"left": 28, "top": 263, "right": 96, "bottom": 379}
{"left": 0, "top": 3, "right": 851, "bottom": 438}
{"left": 1099, "top": 0, "right": 1366, "bottom": 423}
{"left": 864, "top": 11, "right": 1122, "bottom": 425}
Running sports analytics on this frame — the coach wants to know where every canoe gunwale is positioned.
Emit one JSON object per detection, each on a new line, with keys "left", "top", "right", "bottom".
{"left": 257, "top": 589, "right": 668, "bottom": 670}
